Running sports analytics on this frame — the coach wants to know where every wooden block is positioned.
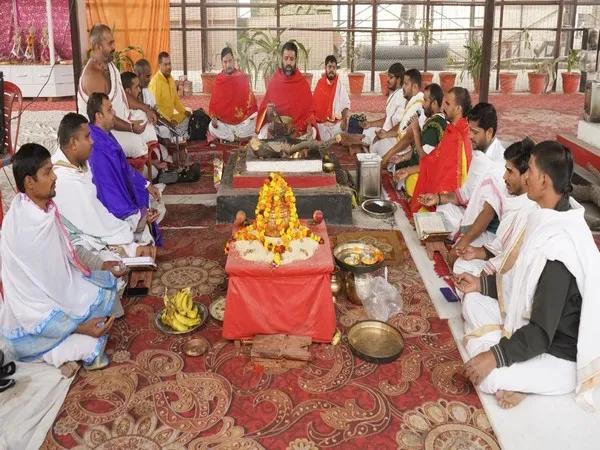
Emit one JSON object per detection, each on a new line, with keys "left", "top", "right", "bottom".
{"left": 251, "top": 334, "right": 312, "bottom": 362}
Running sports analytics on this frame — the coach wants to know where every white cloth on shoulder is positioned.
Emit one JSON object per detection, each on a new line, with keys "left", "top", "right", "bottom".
{"left": 502, "top": 197, "right": 600, "bottom": 411}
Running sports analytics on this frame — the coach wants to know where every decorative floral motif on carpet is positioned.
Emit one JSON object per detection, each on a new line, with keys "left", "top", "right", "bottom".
{"left": 42, "top": 227, "right": 498, "bottom": 449}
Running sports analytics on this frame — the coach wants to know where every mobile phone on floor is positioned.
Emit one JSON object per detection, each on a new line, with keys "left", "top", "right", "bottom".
{"left": 440, "top": 287, "right": 460, "bottom": 303}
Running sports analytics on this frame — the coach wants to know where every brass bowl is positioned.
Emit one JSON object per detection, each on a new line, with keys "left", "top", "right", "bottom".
{"left": 344, "top": 272, "right": 363, "bottom": 305}
{"left": 183, "top": 337, "right": 209, "bottom": 357}
{"left": 323, "top": 162, "right": 335, "bottom": 173}
{"left": 347, "top": 320, "right": 404, "bottom": 363}
{"left": 333, "top": 241, "right": 384, "bottom": 274}
{"left": 209, "top": 296, "right": 226, "bottom": 322}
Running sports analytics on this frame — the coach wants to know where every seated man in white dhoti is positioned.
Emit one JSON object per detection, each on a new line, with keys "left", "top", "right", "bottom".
{"left": 418, "top": 103, "right": 506, "bottom": 249}
{"left": 77, "top": 24, "right": 159, "bottom": 161}
{"left": 207, "top": 47, "right": 258, "bottom": 143}
{"left": 312, "top": 55, "right": 350, "bottom": 141}
{"left": 361, "top": 63, "right": 406, "bottom": 153}
{"left": 455, "top": 141, "right": 600, "bottom": 410}
{"left": 377, "top": 69, "right": 426, "bottom": 165}
{"left": 453, "top": 138, "right": 538, "bottom": 276}
{"left": 53, "top": 113, "right": 153, "bottom": 263}
{"left": 0, "top": 144, "right": 124, "bottom": 370}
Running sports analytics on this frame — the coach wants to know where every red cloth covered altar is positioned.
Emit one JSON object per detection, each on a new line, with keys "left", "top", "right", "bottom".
{"left": 223, "top": 221, "right": 336, "bottom": 342}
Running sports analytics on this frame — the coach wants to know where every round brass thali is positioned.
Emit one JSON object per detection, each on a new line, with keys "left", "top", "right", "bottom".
{"left": 347, "top": 320, "right": 404, "bottom": 363}
{"left": 333, "top": 241, "right": 384, "bottom": 274}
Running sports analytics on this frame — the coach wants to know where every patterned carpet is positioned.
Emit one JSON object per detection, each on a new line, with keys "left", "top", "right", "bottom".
{"left": 41, "top": 224, "right": 499, "bottom": 449}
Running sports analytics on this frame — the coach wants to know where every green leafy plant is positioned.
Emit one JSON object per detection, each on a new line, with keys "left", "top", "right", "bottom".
{"left": 237, "top": 29, "right": 309, "bottom": 88}
{"left": 461, "top": 39, "right": 482, "bottom": 85}
{"left": 113, "top": 46, "right": 144, "bottom": 72}
{"left": 414, "top": 21, "right": 433, "bottom": 46}
{"left": 566, "top": 49, "right": 580, "bottom": 73}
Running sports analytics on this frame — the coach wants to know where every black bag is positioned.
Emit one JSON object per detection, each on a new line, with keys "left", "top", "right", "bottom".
{"left": 188, "top": 108, "right": 211, "bottom": 141}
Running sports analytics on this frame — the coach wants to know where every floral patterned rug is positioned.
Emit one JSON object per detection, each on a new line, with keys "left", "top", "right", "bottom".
{"left": 41, "top": 225, "right": 499, "bottom": 449}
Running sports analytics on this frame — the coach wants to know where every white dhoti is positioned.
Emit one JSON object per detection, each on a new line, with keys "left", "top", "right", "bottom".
{"left": 453, "top": 258, "right": 487, "bottom": 276}
{"left": 462, "top": 293, "right": 576, "bottom": 396}
{"left": 316, "top": 121, "right": 343, "bottom": 141}
{"left": 361, "top": 127, "right": 379, "bottom": 147}
{"left": 112, "top": 109, "right": 158, "bottom": 158}
{"left": 158, "top": 116, "right": 190, "bottom": 142}
{"left": 41, "top": 333, "right": 105, "bottom": 368}
{"left": 209, "top": 114, "right": 257, "bottom": 142}
{"left": 371, "top": 137, "right": 397, "bottom": 157}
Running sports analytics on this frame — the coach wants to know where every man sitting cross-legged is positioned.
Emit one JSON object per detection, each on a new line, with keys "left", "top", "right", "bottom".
{"left": 417, "top": 103, "right": 505, "bottom": 248}
{"left": 312, "top": 54, "right": 350, "bottom": 140}
{"left": 456, "top": 141, "right": 600, "bottom": 410}
{"left": 256, "top": 41, "right": 316, "bottom": 139}
{"left": 207, "top": 46, "right": 257, "bottom": 143}
{"left": 86, "top": 92, "right": 164, "bottom": 246}
{"left": 52, "top": 112, "right": 153, "bottom": 264}
{"left": 361, "top": 63, "right": 406, "bottom": 154}
{"left": 410, "top": 87, "right": 473, "bottom": 213}
{"left": 453, "top": 138, "right": 538, "bottom": 277}
{"left": 0, "top": 144, "right": 124, "bottom": 370}
{"left": 393, "top": 83, "right": 447, "bottom": 193}
{"left": 78, "top": 24, "right": 159, "bottom": 164}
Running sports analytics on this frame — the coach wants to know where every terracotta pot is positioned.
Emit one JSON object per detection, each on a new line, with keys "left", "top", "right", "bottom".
{"left": 348, "top": 72, "right": 365, "bottom": 95}
{"left": 302, "top": 72, "right": 313, "bottom": 88}
{"left": 499, "top": 72, "right": 517, "bottom": 94}
{"left": 528, "top": 72, "right": 546, "bottom": 94}
{"left": 561, "top": 72, "right": 581, "bottom": 94}
{"left": 439, "top": 72, "right": 456, "bottom": 93}
{"left": 379, "top": 72, "right": 389, "bottom": 96}
{"left": 421, "top": 71, "right": 434, "bottom": 89}
{"left": 201, "top": 72, "right": 218, "bottom": 94}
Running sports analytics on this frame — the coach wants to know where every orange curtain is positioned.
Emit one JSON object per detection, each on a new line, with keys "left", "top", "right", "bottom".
{"left": 85, "top": 0, "right": 169, "bottom": 73}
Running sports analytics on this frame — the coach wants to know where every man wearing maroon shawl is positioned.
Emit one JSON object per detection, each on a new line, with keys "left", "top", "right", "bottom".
{"left": 256, "top": 41, "right": 316, "bottom": 139}
{"left": 208, "top": 47, "right": 258, "bottom": 142}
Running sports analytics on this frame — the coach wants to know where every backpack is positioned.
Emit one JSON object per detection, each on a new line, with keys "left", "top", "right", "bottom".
{"left": 188, "top": 108, "right": 211, "bottom": 141}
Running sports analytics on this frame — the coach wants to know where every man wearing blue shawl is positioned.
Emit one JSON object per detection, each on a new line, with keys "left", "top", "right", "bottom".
{"left": 86, "top": 92, "right": 164, "bottom": 246}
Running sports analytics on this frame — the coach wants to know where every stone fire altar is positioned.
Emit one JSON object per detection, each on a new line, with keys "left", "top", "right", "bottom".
{"left": 216, "top": 139, "right": 353, "bottom": 224}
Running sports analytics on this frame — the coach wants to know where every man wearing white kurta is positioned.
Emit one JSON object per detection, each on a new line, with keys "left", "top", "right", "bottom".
{"left": 456, "top": 141, "right": 600, "bottom": 411}
{"left": 0, "top": 144, "right": 123, "bottom": 370}
{"left": 453, "top": 138, "right": 538, "bottom": 277}
{"left": 420, "top": 103, "right": 506, "bottom": 248}
{"left": 52, "top": 113, "right": 153, "bottom": 264}
{"left": 362, "top": 63, "right": 406, "bottom": 153}
{"left": 77, "top": 24, "right": 158, "bottom": 159}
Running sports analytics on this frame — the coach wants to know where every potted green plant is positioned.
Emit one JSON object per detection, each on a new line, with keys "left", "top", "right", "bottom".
{"left": 440, "top": 55, "right": 457, "bottom": 93}
{"left": 562, "top": 49, "right": 581, "bottom": 94}
{"left": 347, "top": 45, "right": 365, "bottom": 95}
{"left": 461, "top": 39, "right": 482, "bottom": 93}
{"left": 112, "top": 46, "right": 144, "bottom": 72}
{"left": 414, "top": 22, "right": 434, "bottom": 88}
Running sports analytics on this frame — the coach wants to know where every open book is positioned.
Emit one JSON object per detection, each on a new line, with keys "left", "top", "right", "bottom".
{"left": 414, "top": 212, "right": 451, "bottom": 241}
{"left": 121, "top": 256, "right": 157, "bottom": 270}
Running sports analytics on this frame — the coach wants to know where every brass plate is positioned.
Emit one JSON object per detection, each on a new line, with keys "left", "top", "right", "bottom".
{"left": 333, "top": 241, "right": 384, "bottom": 274}
{"left": 209, "top": 296, "right": 226, "bottom": 322}
{"left": 347, "top": 320, "right": 404, "bottom": 363}
{"left": 154, "top": 303, "right": 208, "bottom": 335}
{"left": 183, "top": 337, "right": 209, "bottom": 357}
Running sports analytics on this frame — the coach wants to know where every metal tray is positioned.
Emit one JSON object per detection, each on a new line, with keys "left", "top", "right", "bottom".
{"left": 154, "top": 303, "right": 208, "bottom": 335}
{"left": 361, "top": 199, "right": 397, "bottom": 218}
{"left": 333, "top": 241, "right": 384, "bottom": 274}
{"left": 347, "top": 320, "right": 404, "bottom": 363}
{"left": 209, "top": 296, "right": 226, "bottom": 323}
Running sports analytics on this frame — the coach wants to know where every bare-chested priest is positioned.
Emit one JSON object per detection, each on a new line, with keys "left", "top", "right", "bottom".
{"left": 77, "top": 24, "right": 158, "bottom": 161}
{"left": 456, "top": 141, "right": 600, "bottom": 411}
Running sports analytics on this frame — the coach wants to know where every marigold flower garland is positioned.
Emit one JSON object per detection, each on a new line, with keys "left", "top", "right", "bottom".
{"left": 226, "top": 173, "right": 323, "bottom": 266}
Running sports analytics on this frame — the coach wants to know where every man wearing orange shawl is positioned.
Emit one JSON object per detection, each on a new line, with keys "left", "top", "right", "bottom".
{"left": 256, "top": 41, "right": 316, "bottom": 139}
{"left": 410, "top": 87, "right": 473, "bottom": 213}
{"left": 208, "top": 47, "right": 258, "bottom": 142}
{"left": 313, "top": 55, "right": 350, "bottom": 140}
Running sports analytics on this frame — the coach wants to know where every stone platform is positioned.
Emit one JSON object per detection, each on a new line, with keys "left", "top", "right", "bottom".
{"left": 216, "top": 151, "right": 353, "bottom": 224}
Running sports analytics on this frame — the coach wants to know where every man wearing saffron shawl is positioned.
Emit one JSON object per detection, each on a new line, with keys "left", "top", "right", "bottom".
{"left": 86, "top": 92, "right": 164, "bottom": 246}
{"left": 410, "top": 86, "right": 473, "bottom": 213}
{"left": 312, "top": 54, "right": 350, "bottom": 140}
{"left": 256, "top": 41, "right": 316, "bottom": 139}
{"left": 207, "top": 47, "right": 257, "bottom": 142}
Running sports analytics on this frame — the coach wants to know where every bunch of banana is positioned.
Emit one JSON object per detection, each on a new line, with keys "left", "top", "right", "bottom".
{"left": 160, "top": 287, "right": 202, "bottom": 332}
